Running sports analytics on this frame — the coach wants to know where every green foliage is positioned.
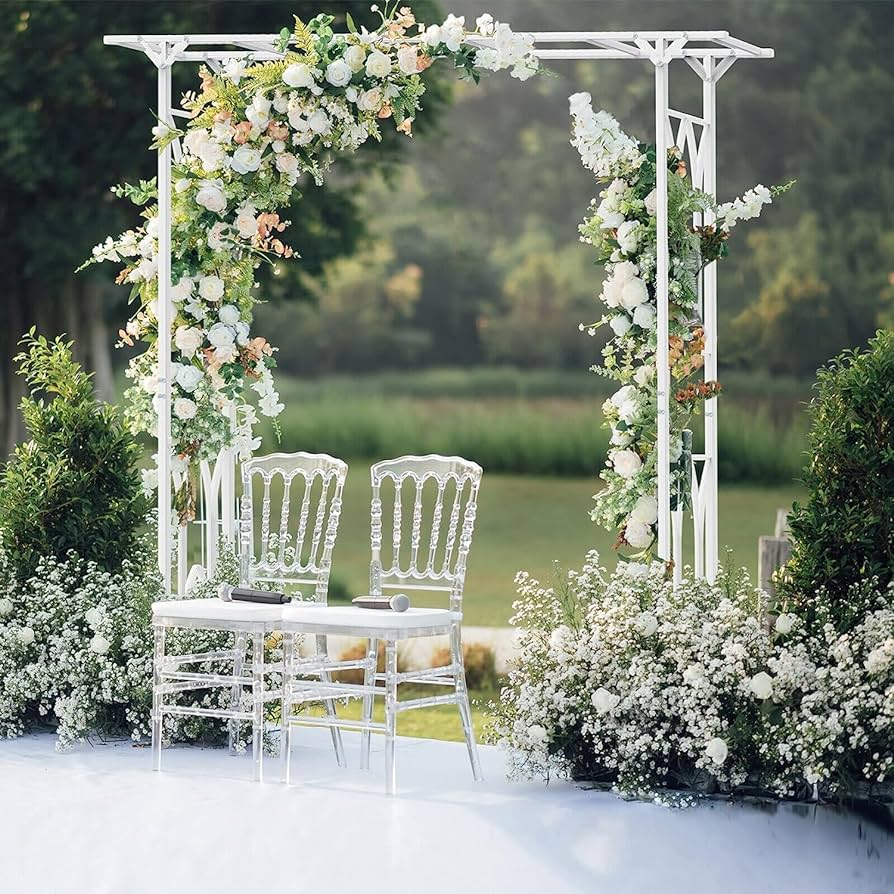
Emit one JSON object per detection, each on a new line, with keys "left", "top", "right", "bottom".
{"left": 781, "top": 330, "right": 894, "bottom": 628}
{"left": 0, "top": 331, "right": 147, "bottom": 578}
{"left": 263, "top": 370, "right": 805, "bottom": 483}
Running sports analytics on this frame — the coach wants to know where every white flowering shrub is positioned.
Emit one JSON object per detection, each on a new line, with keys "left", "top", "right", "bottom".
{"left": 758, "top": 583, "right": 894, "bottom": 797}
{"left": 0, "top": 540, "right": 157, "bottom": 749}
{"left": 490, "top": 554, "right": 894, "bottom": 802}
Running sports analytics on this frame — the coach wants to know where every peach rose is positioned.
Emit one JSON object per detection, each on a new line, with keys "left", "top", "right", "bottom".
{"left": 233, "top": 121, "right": 252, "bottom": 144}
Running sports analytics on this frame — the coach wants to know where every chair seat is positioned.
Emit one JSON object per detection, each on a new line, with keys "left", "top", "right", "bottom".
{"left": 281, "top": 604, "right": 460, "bottom": 637}
{"left": 152, "top": 597, "right": 285, "bottom": 624}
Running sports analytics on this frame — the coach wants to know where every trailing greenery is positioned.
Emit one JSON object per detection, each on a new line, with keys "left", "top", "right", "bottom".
{"left": 0, "top": 331, "right": 147, "bottom": 579}
{"left": 780, "top": 329, "right": 894, "bottom": 629}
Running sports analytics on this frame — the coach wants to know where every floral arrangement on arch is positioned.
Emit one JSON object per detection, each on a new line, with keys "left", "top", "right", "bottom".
{"left": 569, "top": 92, "right": 792, "bottom": 559}
{"left": 82, "top": 6, "right": 538, "bottom": 520}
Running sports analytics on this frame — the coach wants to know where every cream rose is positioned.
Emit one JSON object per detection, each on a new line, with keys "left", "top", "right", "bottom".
{"left": 282, "top": 62, "right": 315, "bottom": 89}
{"left": 275, "top": 153, "right": 298, "bottom": 177}
{"left": 325, "top": 59, "right": 353, "bottom": 87}
{"left": 174, "top": 397, "right": 197, "bottom": 420}
{"left": 218, "top": 304, "right": 240, "bottom": 326}
{"left": 90, "top": 634, "right": 111, "bottom": 656}
{"left": 174, "top": 326, "right": 204, "bottom": 360}
{"left": 344, "top": 45, "right": 366, "bottom": 72}
{"left": 365, "top": 50, "right": 392, "bottom": 78}
{"left": 198, "top": 275, "right": 224, "bottom": 303}
{"left": 234, "top": 207, "right": 257, "bottom": 239}
{"left": 633, "top": 304, "right": 656, "bottom": 330}
{"left": 195, "top": 181, "right": 227, "bottom": 214}
{"left": 397, "top": 45, "right": 419, "bottom": 75}
{"left": 625, "top": 518, "right": 652, "bottom": 549}
{"left": 358, "top": 87, "right": 383, "bottom": 113}
{"left": 631, "top": 495, "right": 658, "bottom": 526}
{"left": 748, "top": 671, "right": 774, "bottom": 700}
{"left": 620, "top": 276, "right": 649, "bottom": 310}
{"left": 175, "top": 364, "right": 203, "bottom": 394}
{"left": 17, "top": 626, "right": 35, "bottom": 645}
{"left": 613, "top": 448, "right": 642, "bottom": 479}
{"left": 230, "top": 145, "right": 262, "bottom": 175}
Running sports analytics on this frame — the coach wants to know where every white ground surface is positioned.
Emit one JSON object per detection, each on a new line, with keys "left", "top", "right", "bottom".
{"left": 2, "top": 730, "right": 891, "bottom": 894}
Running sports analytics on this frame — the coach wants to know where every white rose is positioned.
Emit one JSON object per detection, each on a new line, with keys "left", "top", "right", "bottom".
{"left": 625, "top": 518, "right": 652, "bottom": 549}
{"left": 325, "top": 59, "right": 353, "bottom": 87}
{"left": 195, "top": 181, "right": 227, "bottom": 214}
{"left": 620, "top": 276, "right": 649, "bottom": 310}
{"left": 230, "top": 145, "right": 262, "bottom": 175}
{"left": 440, "top": 14, "right": 465, "bottom": 52}
{"left": 599, "top": 208, "right": 625, "bottom": 229}
{"left": 633, "top": 304, "right": 656, "bottom": 330}
{"left": 635, "top": 611, "right": 658, "bottom": 636}
{"left": 616, "top": 220, "right": 640, "bottom": 255}
{"left": 0, "top": 597, "right": 12, "bottom": 616}
{"left": 683, "top": 663, "right": 705, "bottom": 686}
{"left": 17, "top": 627, "right": 35, "bottom": 645}
{"left": 234, "top": 207, "right": 257, "bottom": 239}
{"left": 246, "top": 93, "right": 271, "bottom": 129}
{"left": 609, "top": 314, "right": 632, "bottom": 338}
{"left": 358, "top": 87, "right": 383, "bottom": 113}
{"left": 307, "top": 109, "right": 331, "bottom": 135}
{"left": 199, "top": 275, "right": 224, "bottom": 303}
{"left": 282, "top": 62, "right": 315, "bottom": 89}
{"left": 528, "top": 724, "right": 548, "bottom": 745}
{"left": 644, "top": 188, "right": 657, "bottom": 216}
{"left": 476, "top": 13, "right": 495, "bottom": 35}
{"left": 84, "top": 607, "right": 103, "bottom": 628}
{"left": 141, "top": 374, "right": 159, "bottom": 395}
{"left": 344, "top": 45, "right": 366, "bottom": 72}
{"left": 602, "top": 276, "right": 624, "bottom": 308}
{"left": 748, "top": 671, "right": 774, "bottom": 700}
{"left": 774, "top": 613, "right": 794, "bottom": 635}
{"left": 207, "top": 322, "right": 236, "bottom": 349}
{"left": 611, "top": 385, "right": 637, "bottom": 408}
{"left": 705, "top": 737, "right": 728, "bottom": 766}
{"left": 631, "top": 495, "right": 658, "bottom": 525}
{"left": 365, "top": 50, "right": 392, "bottom": 79}
{"left": 275, "top": 153, "right": 298, "bottom": 177}
{"left": 197, "top": 139, "right": 225, "bottom": 172}
{"left": 613, "top": 261, "right": 638, "bottom": 283}
{"left": 170, "top": 276, "right": 194, "bottom": 302}
{"left": 591, "top": 687, "right": 620, "bottom": 715}
{"left": 207, "top": 222, "right": 228, "bottom": 251}
{"left": 422, "top": 24, "right": 442, "bottom": 47}
{"left": 183, "top": 129, "right": 209, "bottom": 155}
{"left": 90, "top": 634, "right": 111, "bottom": 656}
{"left": 174, "top": 397, "right": 197, "bottom": 420}
{"left": 218, "top": 304, "right": 240, "bottom": 326}
{"left": 175, "top": 364, "right": 204, "bottom": 394}
{"left": 613, "top": 449, "right": 642, "bottom": 479}
{"left": 397, "top": 45, "right": 419, "bottom": 75}
{"left": 633, "top": 364, "right": 653, "bottom": 387}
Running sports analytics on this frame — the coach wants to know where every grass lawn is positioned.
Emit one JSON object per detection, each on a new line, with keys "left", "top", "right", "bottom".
{"left": 326, "top": 472, "right": 804, "bottom": 626}
{"left": 305, "top": 686, "right": 494, "bottom": 744}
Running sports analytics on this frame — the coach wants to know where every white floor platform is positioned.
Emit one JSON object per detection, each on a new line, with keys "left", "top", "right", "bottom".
{"left": 2, "top": 730, "right": 891, "bottom": 894}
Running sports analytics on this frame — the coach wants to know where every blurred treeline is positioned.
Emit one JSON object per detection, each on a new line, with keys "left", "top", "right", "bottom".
{"left": 3, "top": 0, "right": 894, "bottom": 450}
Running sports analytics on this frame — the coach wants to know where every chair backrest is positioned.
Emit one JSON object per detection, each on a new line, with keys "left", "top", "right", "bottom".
{"left": 239, "top": 452, "right": 348, "bottom": 601}
{"left": 369, "top": 455, "right": 482, "bottom": 612}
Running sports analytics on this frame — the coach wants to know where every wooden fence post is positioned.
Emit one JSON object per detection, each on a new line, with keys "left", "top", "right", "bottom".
{"left": 759, "top": 509, "right": 792, "bottom": 601}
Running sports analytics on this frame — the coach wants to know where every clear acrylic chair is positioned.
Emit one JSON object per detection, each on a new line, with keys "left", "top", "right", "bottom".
{"left": 280, "top": 454, "right": 483, "bottom": 794}
{"left": 150, "top": 451, "right": 348, "bottom": 781}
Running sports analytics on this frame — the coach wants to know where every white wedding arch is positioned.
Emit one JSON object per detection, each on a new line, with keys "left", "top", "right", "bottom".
{"left": 103, "top": 28, "right": 774, "bottom": 595}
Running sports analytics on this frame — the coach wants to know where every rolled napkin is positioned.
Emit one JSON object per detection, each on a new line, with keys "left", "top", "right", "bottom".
{"left": 351, "top": 593, "right": 411, "bottom": 613}
{"left": 218, "top": 583, "right": 291, "bottom": 605}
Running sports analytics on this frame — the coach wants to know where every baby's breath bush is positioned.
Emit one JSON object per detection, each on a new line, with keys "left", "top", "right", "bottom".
{"left": 490, "top": 553, "right": 893, "bottom": 803}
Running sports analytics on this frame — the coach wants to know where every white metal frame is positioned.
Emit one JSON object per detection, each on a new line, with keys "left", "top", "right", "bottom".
{"left": 103, "top": 29, "right": 773, "bottom": 587}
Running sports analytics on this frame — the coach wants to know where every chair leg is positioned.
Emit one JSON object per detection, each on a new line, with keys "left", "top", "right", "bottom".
{"left": 360, "top": 636, "right": 378, "bottom": 771}
{"left": 252, "top": 631, "right": 265, "bottom": 782}
{"left": 280, "top": 631, "right": 293, "bottom": 785}
{"left": 451, "top": 622, "right": 482, "bottom": 782}
{"left": 152, "top": 624, "right": 166, "bottom": 772}
{"left": 228, "top": 632, "right": 247, "bottom": 755}
{"left": 316, "top": 634, "right": 346, "bottom": 768}
{"left": 384, "top": 640, "right": 398, "bottom": 795}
